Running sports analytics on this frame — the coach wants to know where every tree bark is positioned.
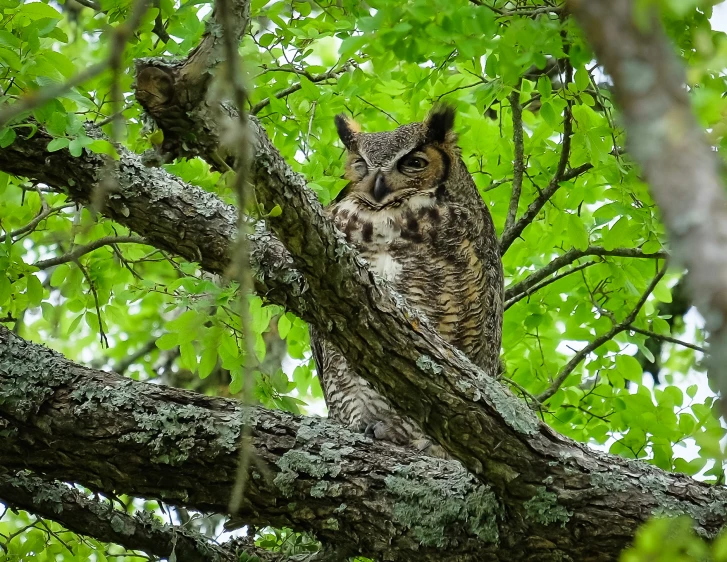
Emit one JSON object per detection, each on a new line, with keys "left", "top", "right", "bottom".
{"left": 2, "top": 0, "right": 727, "bottom": 560}
{"left": 3, "top": 325, "right": 727, "bottom": 562}
{"left": 0, "top": 326, "right": 498, "bottom": 562}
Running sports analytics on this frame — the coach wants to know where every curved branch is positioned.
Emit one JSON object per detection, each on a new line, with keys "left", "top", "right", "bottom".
{"left": 32, "top": 235, "right": 148, "bottom": 270}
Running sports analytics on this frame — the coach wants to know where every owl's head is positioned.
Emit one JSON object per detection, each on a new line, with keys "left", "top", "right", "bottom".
{"left": 334, "top": 106, "right": 461, "bottom": 208}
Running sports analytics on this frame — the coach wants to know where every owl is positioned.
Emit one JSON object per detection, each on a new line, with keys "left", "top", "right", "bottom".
{"left": 311, "top": 107, "right": 503, "bottom": 454}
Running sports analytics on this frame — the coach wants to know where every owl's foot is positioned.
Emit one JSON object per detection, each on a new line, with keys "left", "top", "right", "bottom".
{"left": 362, "top": 421, "right": 451, "bottom": 459}
{"left": 412, "top": 438, "right": 450, "bottom": 459}
{"left": 363, "top": 420, "right": 399, "bottom": 442}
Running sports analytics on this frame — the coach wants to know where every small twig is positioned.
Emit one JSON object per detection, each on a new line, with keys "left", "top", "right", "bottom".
{"left": 75, "top": 259, "right": 109, "bottom": 348}
{"left": 504, "top": 260, "right": 597, "bottom": 310}
{"left": 250, "top": 63, "right": 351, "bottom": 115}
{"left": 537, "top": 261, "right": 668, "bottom": 402}
{"left": 482, "top": 177, "right": 511, "bottom": 192}
{"left": 0, "top": 203, "right": 76, "bottom": 243}
{"left": 96, "top": 101, "right": 135, "bottom": 127}
{"left": 504, "top": 245, "right": 668, "bottom": 302}
{"left": 355, "top": 95, "right": 400, "bottom": 124}
{"left": 504, "top": 87, "right": 525, "bottom": 233}
{"left": 627, "top": 325, "right": 706, "bottom": 354}
{"left": 32, "top": 235, "right": 146, "bottom": 270}
{"left": 71, "top": 0, "right": 102, "bottom": 10}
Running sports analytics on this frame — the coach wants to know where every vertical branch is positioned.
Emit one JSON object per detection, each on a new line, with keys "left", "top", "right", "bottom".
{"left": 499, "top": 61, "right": 574, "bottom": 254}
{"left": 569, "top": 0, "right": 727, "bottom": 419}
{"left": 214, "top": 0, "right": 255, "bottom": 515}
{"left": 504, "top": 86, "right": 525, "bottom": 234}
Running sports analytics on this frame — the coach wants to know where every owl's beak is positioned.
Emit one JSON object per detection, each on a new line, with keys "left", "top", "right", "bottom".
{"left": 373, "top": 173, "right": 390, "bottom": 202}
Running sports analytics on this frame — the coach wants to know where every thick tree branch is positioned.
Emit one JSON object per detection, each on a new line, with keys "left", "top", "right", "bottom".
{"left": 1, "top": 0, "right": 725, "bottom": 558}
{"left": 569, "top": 0, "right": 727, "bottom": 416}
{"left": 0, "top": 470, "right": 242, "bottom": 562}
{"left": 0, "top": 326, "right": 503, "bottom": 562}
{"left": 3, "top": 322, "right": 727, "bottom": 562}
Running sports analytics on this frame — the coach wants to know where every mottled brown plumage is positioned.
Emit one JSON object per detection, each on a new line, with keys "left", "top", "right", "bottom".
{"left": 312, "top": 107, "right": 503, "bottom": 455}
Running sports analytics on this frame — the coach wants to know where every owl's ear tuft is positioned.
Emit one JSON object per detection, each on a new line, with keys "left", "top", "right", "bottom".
{"left": 425, "top": 105, "right": 456, "bottom": 144}
{"left": 335, "top": 114, "right": 361, "bottom": 150}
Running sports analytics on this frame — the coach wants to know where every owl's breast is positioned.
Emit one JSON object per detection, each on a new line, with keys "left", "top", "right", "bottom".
{"left": 329, "top": 194, "right": 442, "bottom": 282}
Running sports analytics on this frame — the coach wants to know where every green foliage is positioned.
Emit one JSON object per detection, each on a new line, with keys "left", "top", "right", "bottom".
{"left": 0, "top": 504, "right": 152, "bottom": 561}
{"left": 621, "top": 516, "right": 727, "bottom": 562}
{"left": 1, "top": 0, "right": 726, "bottom": 559}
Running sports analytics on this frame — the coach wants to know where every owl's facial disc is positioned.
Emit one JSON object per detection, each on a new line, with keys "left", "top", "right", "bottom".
{"left": 343, "top": 144, "right": 446, "bottom": 208}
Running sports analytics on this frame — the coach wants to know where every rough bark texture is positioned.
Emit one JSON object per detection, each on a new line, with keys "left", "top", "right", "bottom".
{"left": 0, "top": 471, "right": 243, "bottom": 562}
{"left": 569, "top": 0, "right": 727, "bottom": 416}
{"left": 0, "top": 326, "right": 500, "bottom": 562}
{"left": 0, "top": 123, "right": 307, "bottom": 314}
{"left": 1, "top": 0, "right": 727, "bottom": 560}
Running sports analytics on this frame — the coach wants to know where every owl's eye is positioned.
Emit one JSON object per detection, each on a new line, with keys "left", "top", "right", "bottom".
{"left": 399, "top": 155, "right": 429, "bottom": 171}
{"left": 352, "top": 158, "right": 368, "bottom": 174}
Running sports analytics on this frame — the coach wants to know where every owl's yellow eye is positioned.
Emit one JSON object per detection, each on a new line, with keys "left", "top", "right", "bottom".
{"left": 400, "top": 155, "right": 429, "bottom": 171}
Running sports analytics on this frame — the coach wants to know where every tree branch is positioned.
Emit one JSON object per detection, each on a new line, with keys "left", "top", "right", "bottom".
{"left": 627, "top": 324, "right": 705, "bottom": 354}
{"left": 504, "top": 88, "right": 525, "bottom": 234}
{"left": 537, "top": 261, "right": 668, "bottom": 401}
{"left": 504, "top": 260, "right": 596, "bottom": 310}
{"left": 504, "top": 245, "right": 668, "bottom": 302}
{"left": 32, "top": 235, "right": 147, "bottom": 270}
{"left": 500, "top": 65, "right": 574, "bottom": 254}
{"left": 0, "top": 325, "right": 503, "bottom": 562}
{"left": 250, "top": 64, "right": 352, "bottom": 115}
{"left": 0, "top": 470, "right": 242, "bottom": 562}
{"left": 3, "top": 319, "right": 727, "bottom": 561}
{"left": 569, "top": 0, "right": 727, "bottom": 416}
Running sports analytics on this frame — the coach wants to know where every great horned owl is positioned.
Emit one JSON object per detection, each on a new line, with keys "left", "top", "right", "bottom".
{"left": 311, "top": 107, "right": 503, "bottom": 454}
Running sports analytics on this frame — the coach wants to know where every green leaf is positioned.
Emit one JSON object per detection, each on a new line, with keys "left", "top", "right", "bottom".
{"left": 87, "top": 139, "right": 119, "bottom": 159}
{"left": 26, "top": 274, "right": 43, "bottom": 307}
{"left": 0, "top": 128, "right": 16, "bottom": 148}
{"left": 47, "top": 137, "right": 69, "bottom": 152}
{"left": 574, "top": 68, "right": 590, "bottom": 91}
{"left": 278, "top": 313, "right": 292, "bottom": 339}
{"left": 198, "top": 346, "right": 218, "bottom": 379}
{"left": 156, "top": 332, "right": 178, "bottom": 350}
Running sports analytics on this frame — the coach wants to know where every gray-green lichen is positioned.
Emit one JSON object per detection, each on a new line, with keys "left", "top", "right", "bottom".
{"left": 323, "top": 517, "right": 339, "bottom": 530}
{"left": 310, "top": 481, "right": 329, "bottom": 498}
{"left": 0, "top": 334, "right": 76, "bottom": 419}
{"left": 524, "top": 486, "right": 572, "bottom": 527}
{"left": 274, "top": 449, "right": 342, "bottom": 498}
{"left": 72, "top": 381, "right": 241, "bottom": 465}
{"left": 416, "top": 355, "right": 443, "bottom": 376}
{"left": 384, "top": 459, "right": 500, "bottom": 548}
{"left": 478, "top": 375, "right": 539, "bottom": 436}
